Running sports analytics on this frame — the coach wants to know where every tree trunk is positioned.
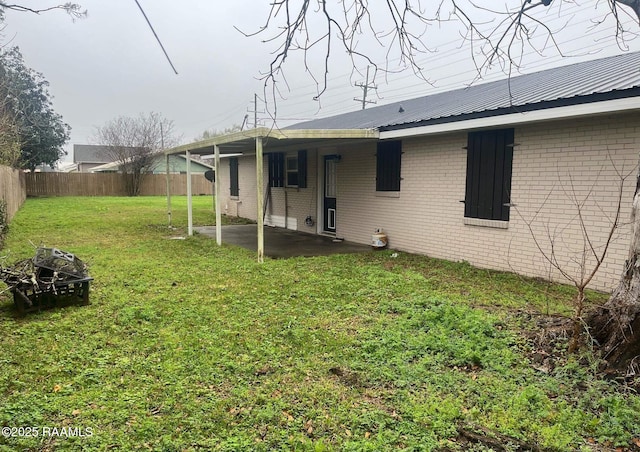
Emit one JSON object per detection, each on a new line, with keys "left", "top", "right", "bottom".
{"left": 587, "top": 189, "right": 640, "bottom": 370}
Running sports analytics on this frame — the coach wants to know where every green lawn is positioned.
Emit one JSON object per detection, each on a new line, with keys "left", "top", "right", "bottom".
{"left": 0, "top": 196, "right": 638, "bottom": 451}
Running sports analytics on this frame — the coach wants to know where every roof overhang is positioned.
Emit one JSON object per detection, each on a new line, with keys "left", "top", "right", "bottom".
{"left": 166, "top": 127, "right": 379, "bottom": 156}
{"left": 380, "top": 96, "right": 640, "bottom": 140}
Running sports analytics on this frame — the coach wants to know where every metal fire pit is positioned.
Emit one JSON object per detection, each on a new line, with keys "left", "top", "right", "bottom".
{"left": 1, "top": 247, "right": 93, "bottom": 315}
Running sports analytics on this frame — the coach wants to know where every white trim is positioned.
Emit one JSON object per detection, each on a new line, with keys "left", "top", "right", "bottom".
{"left": 167, "top": 128, "right": 378, "bottom": 155}
{"left": 380, "top": 97, "right": 640, "bottom": 140}
{"left": 327, "top": 208, "right": 336, "bottom": 230}
{"left": 375, "top": 191, "right": 400, "bottom": 198}
{"left": 463, "top": 218, "right": 509, "bottom": 229}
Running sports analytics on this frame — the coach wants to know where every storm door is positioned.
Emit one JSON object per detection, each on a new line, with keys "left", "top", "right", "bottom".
{"left": 323, "top": 156, "right": 337, "bottom": 234}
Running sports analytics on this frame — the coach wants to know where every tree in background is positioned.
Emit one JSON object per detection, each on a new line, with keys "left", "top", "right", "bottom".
{"left": 0, "top": 47, "right": 70, "bottom": 170}
{"left": 0, "top": 92, "right": 20, "bottom": 167}
{"left": 94, "top": 112, "right": 176, "bottom": 196}
{"left": 0, "top": 4, "right": 83, "bottom": 170}
{"left": 194, "top": 124, "right": 243, "bottom": 142}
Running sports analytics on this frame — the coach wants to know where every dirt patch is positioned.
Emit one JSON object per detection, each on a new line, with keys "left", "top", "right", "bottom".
{"left": 451, "top": 422, "right": 541, "bottom": 451}
{"left": 518, "top": 313, "right": 574, "bottom": 374}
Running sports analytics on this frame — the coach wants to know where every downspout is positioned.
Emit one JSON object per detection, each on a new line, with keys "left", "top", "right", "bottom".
{"left": 214, "top": 144, "right": 222, "bottom": 246}
{"left": 256, "top": 137, "right": 264, "bottom": 263}
{"left": 186, "top": 150, "right": 193, "bottom": 236}
{"left": 166, "top": 153, "right": 172, "bottom": 228}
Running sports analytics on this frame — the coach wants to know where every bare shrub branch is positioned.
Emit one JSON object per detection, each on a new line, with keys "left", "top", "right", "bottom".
{"left": 239, "top": 1, "right": 640, "bottom": 120}
{"left": 514, "top": 156, "right": 634, "bottom": 352}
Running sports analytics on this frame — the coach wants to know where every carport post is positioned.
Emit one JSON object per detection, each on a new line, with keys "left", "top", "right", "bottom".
{"left": 186, "top": 150, "right": 193, "bottom": 236}
{"left": 214, "top": 144, "right": 222, "bottom": 246}
{"left": 166, "top": 153, "right": 172, "bottom": 228}
{"left": 256, "top": 137, "right": 264, "bottom": 263}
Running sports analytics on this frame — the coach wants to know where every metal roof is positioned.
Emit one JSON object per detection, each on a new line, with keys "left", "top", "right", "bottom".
{"left": 286, "top": 51, "right": 640, "bottom": 131}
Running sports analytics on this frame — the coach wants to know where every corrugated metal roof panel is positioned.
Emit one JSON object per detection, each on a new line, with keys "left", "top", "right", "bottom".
{"left": 287, "top": 51, "right": 640, "bottom": 131}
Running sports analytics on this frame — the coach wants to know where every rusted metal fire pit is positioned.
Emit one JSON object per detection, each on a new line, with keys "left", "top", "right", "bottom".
{"left": 1, "top": 247, "right": 92, "bottom": 314}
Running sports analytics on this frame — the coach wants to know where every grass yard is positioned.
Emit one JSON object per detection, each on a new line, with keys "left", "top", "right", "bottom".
{"left": 0, "top": 196, "right": 639, "bottom": 451}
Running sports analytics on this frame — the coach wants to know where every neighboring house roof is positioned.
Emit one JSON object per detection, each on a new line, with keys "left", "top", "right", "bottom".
{"left": 287, "top": 51, "right": 640, "bottom": 132}
{"left": 73, "top": 145, "right": 114, "bottom": 164}
{"left": 56, "top": 162, "right": 78, "bottom": 172}
{"left": 171, "top": 154, "right": 214, "bottom": 172}
{"left": 91, "top": 154, "right": 214, "bottom": 173}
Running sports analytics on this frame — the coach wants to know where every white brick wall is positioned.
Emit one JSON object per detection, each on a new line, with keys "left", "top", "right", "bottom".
{"left": 217, "top": 150, "right": 318, "bottom": 233}
{"left": 336, "top": 113, "right": 638, "bottom": 291}
{"left": 216, "top": 113, "right": 638, "bottom": 291}
{"left": 217, "top": 156, "right": 258, "bottom": 219}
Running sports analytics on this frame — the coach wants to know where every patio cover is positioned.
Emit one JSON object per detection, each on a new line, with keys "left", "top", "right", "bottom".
{"left": 164, "top": 127, "right": 379, "bottom": 262}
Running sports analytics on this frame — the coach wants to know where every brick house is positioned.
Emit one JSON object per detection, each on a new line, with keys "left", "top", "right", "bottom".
{"left": 167, "top": 51, "right": 640, "bottom": 291}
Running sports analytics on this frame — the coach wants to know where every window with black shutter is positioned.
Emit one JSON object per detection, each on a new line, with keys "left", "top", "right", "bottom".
{"left": 229, "top": 157, "right": 239, "bottom": 197}
{"left": 464, "top": 128, "right": 514, "bottom": 221}
{"left": 376, "top": 141, "right": 402, "bottom": 192}
{"left": 269, "top": 150, "right": 307, "bottom": 189}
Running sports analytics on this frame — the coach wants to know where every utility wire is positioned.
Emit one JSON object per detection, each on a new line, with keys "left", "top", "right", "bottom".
{"left": 133, "top": 0, "right": 178, "bottom": 75}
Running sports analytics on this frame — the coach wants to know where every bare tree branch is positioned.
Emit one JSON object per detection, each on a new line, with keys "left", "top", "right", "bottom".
{"left": 238, "top": 0, "right": 640, "bottom": 120}
{"left": 0, "top": 2, "right": 87, "bottom": 19}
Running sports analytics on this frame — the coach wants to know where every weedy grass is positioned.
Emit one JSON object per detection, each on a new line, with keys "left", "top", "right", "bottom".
{"left": 0, "top": 196, "right": 636, "bottom": 451}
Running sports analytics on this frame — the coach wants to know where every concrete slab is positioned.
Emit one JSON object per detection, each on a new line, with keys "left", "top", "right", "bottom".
{"left": 194, "top": 224, "right": 372, "bottom": 258}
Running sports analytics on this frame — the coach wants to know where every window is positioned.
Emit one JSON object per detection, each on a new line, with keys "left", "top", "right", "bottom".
{"left": 268, "top": 150, "right": 307, "bottom": 189}
{"left": 376, "top": 141, "right": 402, "bottom": 192}
{"left": 286, "top": 155, "right": 298, "bottom": 187}
{"left": 229, "top": 157, "right": 239, "bottom": 197}
{"left": 464, "top": 128, "right": 514, "bottom": 221}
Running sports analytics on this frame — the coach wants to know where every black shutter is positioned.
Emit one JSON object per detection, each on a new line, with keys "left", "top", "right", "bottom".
{"left": 464, "top": 133, "right": 481, "bottom": 219}
{"left": 297, "top": 150, "right": 307, "bottom": 188}
{"left": 376, "top": 141, "right": 401, "bottom": 191}
{"left": 464, "top": 129, "right": 513, "bottom": 221}
{"left": 229, "top": 157, "right": 239, "bottom": 196}
{"left": 495, "top": 129, "right": 513, "bottom": 221}
{"left": 268, "top": 153, "right": 284, "bottom": 188}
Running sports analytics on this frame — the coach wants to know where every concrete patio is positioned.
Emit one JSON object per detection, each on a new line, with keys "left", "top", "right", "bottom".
{"left": 194, "top": 224, "right": 371, "bottom": 258}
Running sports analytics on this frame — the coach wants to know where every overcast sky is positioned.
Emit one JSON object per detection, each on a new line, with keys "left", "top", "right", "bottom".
{"left": 3, "top": 1, "right": 639, "bottom": 163}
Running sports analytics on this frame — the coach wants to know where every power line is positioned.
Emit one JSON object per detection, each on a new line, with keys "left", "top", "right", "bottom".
{"left": 279, "top": 21, "right": 637, "bottom": 120}
{"left": 133, "top": 0, "right": 178, "bottom": 75}
{"left": 185, "top": 4, "right": 638, "bottom": 131}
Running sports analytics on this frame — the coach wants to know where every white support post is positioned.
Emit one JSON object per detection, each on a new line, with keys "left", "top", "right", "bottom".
{"left": 256, "top": 137, "right": 264, "bottom": 263}
{"left": 186, "top": 150, "right": 193, "bottom": 236}
{"left": 214, "top": 144, "right": 222, "bottom": 246}
{"left": 166, "top": 153, "right": 172, "bottom": 228}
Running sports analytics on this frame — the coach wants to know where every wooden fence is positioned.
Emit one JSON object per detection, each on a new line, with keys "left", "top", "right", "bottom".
{"left": 0, "top": 165, "right": 26, "bottom": 221}
{"left": 26, "top": 173, "right": 213, "bottom": 197}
